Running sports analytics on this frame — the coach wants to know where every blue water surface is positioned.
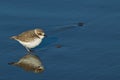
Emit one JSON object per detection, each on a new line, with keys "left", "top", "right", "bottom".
{"left": 0, "top": 0, "right": 120, "bottom": 80}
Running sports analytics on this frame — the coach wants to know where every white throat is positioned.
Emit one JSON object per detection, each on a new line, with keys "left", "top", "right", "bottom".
{"left": 39, "top": 35, "right": 44, "bottom": 39}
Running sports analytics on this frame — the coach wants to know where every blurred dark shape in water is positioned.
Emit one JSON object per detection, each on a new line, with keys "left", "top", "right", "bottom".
{"left": 55, "top": 44, "right": 62, "bottom": 48}
{"left": 47, "top": 21, "right": 85, "bottom": 35}
{"left": 8, "top": 54, "right": 44, "bottom": 73}
{"left": 77, "top": 22, "right": 85, "bottom": 26}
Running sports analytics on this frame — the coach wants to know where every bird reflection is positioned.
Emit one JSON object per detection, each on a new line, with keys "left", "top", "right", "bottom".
{"left": 8, "top": 53, "right": 44, "bottom": 73}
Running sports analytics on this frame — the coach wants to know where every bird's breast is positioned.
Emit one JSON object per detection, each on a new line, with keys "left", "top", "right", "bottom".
{"left": 18, "top": 38, "right": 42, "bottom": 48}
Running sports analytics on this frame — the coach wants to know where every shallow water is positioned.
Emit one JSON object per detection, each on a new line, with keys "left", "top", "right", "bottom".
{"left": 0, "top": 0, "right": 120, "bottom": 80}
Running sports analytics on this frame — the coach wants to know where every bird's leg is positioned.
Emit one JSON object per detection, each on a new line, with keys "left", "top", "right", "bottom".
{"left": 25, "top": 47, "right": 33, "bottom": 54}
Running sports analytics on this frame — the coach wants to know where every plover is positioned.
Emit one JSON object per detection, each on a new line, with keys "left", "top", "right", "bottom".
{"left": 10, "top": 28, "right": 46, "bottom": 52}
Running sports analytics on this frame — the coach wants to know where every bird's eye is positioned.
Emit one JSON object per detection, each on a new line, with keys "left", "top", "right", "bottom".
{"left": 38, "top": 33, "right": 42, "bottom": 35}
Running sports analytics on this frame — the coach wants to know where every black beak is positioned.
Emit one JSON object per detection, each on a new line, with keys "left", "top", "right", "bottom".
{"left": 44, "top": 34, "right": 47, "bottom": 37}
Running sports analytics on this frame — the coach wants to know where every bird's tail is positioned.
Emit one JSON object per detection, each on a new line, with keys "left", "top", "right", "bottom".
{"left": 8, "top": 62, "right": 16, "bottom": 65}
{"left": 10, "top": 36, "right": 17, "bottom": 40}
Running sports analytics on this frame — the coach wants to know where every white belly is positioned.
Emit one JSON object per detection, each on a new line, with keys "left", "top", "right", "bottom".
{"left": 18, "top": 38, "right": 42, "bottom": 48}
